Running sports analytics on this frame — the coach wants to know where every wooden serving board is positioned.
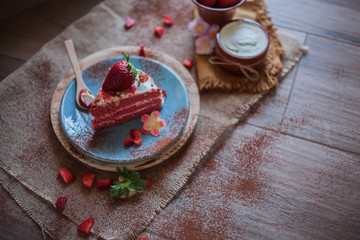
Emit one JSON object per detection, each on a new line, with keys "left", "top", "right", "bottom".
{"left": 50, "top": 46, "right": 200, "bottom": 171}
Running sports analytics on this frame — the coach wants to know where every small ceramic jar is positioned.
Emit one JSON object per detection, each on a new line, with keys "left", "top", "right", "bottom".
{"left": 191, "top": 0, "right": 246, "bottom": 26}
{"left": 214, "top": 19, "right": 270, "bottom": 79}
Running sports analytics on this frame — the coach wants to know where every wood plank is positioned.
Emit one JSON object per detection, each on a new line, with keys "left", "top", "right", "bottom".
{"left": 141, "top": 124, "right": 360, "bottom": 239}
{"left": 266, "top": 0, "right": 360, "bottom": 45}
{"left": 246, "top": 28, "right": 307, "bottom": 130}
{"left": 281, "top": 35, "right": 360, "bottom": 154}
{"left": 0, "top": 54, "right": 25, "bottom": 80}
{"left": 0, "top": 0, "right": 46, "bottom": 21}
{"left": 0, "top": 0, "right": 104, "bottom": 60}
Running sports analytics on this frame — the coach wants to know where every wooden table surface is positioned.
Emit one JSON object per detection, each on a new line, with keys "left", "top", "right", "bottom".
{"left": 1, "top": 0, "right": 359, "bottom": 239}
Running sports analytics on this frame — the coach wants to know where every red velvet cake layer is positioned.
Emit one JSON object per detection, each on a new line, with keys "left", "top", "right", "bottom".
{"left": 92, "top": 101, "right": 163, "bottom": 130}
{"left": 90, "top": 91, "right": 162, "bottom": 117}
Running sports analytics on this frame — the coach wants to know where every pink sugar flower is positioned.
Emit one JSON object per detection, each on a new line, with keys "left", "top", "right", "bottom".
{"left": 195, "top": 35, "right": 216, "bottom": 55}
{"left": 188, "top": 18, "right": 210, "bottom": 37}
{"left": 141, "top": 111, "right": 166, "bottom": 136}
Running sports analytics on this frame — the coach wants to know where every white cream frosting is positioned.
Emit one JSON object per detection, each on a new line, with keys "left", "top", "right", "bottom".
{"left": 80, "top": 90, "right": 95, "bottom": 107}
{"left": 220, "top": 21, "right": 268, "bottom": 57}
{"left": 96, "top": 70, "right": 165, "bottom": 107}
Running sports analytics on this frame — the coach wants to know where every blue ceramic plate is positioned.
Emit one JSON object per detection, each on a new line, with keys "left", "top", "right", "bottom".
{"left": 60, "top": 56, "right": 189, "bottom": 163}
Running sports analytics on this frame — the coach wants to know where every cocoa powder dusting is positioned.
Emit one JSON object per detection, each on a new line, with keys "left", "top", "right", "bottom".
{"left": 131, "top": 107, "right": 189, "bottom": 160}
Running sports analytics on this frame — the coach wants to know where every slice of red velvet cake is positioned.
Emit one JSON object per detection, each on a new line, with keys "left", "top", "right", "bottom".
{"left": 89, "top": 53, "right": 166, "bottom": 131}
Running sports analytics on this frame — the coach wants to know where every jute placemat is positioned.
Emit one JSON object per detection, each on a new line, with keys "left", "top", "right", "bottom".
{"left": 0, "top": 0, "right": 307, "bottom": 239}
{"left": 197, "top": 0, "right": 286, "bottom": 92}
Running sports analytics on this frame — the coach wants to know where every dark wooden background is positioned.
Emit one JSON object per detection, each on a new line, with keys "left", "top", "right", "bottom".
{"left": 1, "top": 0, "right": 359, "bottom": 239}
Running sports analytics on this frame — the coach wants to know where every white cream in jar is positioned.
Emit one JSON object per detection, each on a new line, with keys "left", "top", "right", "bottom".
{"left": 219, "top": 20, "right": 268, "bottom": 58}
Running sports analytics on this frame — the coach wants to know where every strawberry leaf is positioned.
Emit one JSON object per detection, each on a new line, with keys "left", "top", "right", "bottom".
{"left": 122, "top": 52, "right": 129, "bottom": 62}
{"left": 111, "top": 167, "right": 148, "bottom": 198}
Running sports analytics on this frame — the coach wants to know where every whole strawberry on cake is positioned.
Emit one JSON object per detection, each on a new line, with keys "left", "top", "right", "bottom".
{"left": 89, "top": 53, "right": 166, "bottom": 131}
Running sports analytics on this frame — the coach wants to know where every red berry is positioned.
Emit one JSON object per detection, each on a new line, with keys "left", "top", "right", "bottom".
{"left": 130, "top": 129, "right": 142, "bottom": 139}
{"left": 183, "top": 58, "right": 193, "bottom": 68}
{"left": 55, "top": 197, "right": 67, "bottom": 212}
{"left": 102, "top": 60, "right": 135, "bottom": 91}
{"left": 96, "top": 179, "right": 113, "bottom": 190}
{"left": 125, "top": 17, "right": 135, "bottom": 28}
{"left": 144, "top": 178, "right": 152, "bottom": 187}
{"left": 198, "top": 0, "right": 217, "bottom": 7}
{"left": 124, "top": 136, "right": 134, "bottom": 146}
{"left": 78, "top": 217, "right": 94, "bottom": 234}
{"left": 139, "top": 44, "right": 146, "bottom": 57}
{"left": 82, "top": 172, "right": 95, "bottom": 189}
{"left": 58, "top": 168, "right": 76, "bottom": 184}
{"left": 131, "top": 85, "right": 137, "bottom": 94}
{"left": 216, "top": 0, "right": 240, "bottom": 8}
{"left": 78, "top": 89, "right": 93, "bottom": 108}
{"left": 134, "top": 137, "right": 142, "bottom": 146}
{"left": 154, "top": 27, "right": 164, "bottom": 37}
{"left": 163, "top": 15, "right": 173, "bottom": 26}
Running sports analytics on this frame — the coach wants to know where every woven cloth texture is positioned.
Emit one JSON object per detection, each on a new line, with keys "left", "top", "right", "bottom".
{"left": 0, "top": 0, "right": 307, "bottom": 239}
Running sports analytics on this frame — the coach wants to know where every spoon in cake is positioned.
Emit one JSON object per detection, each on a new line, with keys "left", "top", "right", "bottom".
{"left": 64, "top": 39, "right": 94, "bottom": 110}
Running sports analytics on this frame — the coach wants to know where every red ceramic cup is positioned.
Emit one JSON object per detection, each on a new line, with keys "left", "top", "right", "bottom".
{"left": 191, "top": 0, "right": 246, "bottom": 26}
{"left": 214, "top": 19, "right": 270, "bottom": 76}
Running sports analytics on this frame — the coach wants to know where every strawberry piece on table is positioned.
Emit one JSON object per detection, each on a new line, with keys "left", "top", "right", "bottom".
{"left": 139, "top": 44, "right": 146, "bottom": 57}
{"left": 55, "top": 197, "right": 67, "bottom": 212}
{"left": 163, "top": 15, "right": 173, "bottom": 26}
{"left": 133, "top": 137, "right": 142, "bottom": 146}
{"left": 198, "top": 0, "right": 218, "bottom": 7}
{"left": 78, "top": 217, "right": 94, "bottom": 234}
{"left": 125, "top": 17, "right": 135, "bottom": 28}
{"left": 154, "top": 27, "right": 164, "bottom": 37}
{"left": 130, "top": 129, "right": 142, "bottom": 139}
{"left": 183, "top": 58, "right": 193, "bottom": 68}
{"left": 124, "top": 136, "right": 134, "bottom": 146}
{"left": 58, "top": 168, "right": 76, "bottom": 184}
{"left": 96, "top": 179, "right": 113, "bottom": 190}
{"left": 216, "top": 0, "right": 240, "bottom": 8}
{"left": 82, "top": 172, "right": 95, "bottom": 189}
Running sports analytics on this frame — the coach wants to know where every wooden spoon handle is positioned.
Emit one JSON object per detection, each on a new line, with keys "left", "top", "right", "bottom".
{"left": 64, "top": 39, "right": 86, "bottom": 90}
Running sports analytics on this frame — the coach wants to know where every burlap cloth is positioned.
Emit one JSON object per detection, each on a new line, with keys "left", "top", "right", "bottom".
{"left": 0, "top": 0, "right": 307, "bottom": 239}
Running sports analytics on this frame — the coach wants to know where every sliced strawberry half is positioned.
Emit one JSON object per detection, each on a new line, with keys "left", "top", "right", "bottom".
{"left": 183, "top": 58, "right": 193, "bottom": 68}
{"left": 134, "top": 137, "right": 142, "bottom": 146}
{"left": 55, "top": 197, "right": 67, "bottom": 212}
{"left": 125, "top": 17, "right": 135, "bottom": 28}
{"left": 96, "top": 179, "right": 113, "bottom": 190}
{"left": 124, "top": 136, "right": 134, "bottom": 146}
{"left": 130, "top": 129, "right": 142, "bottom": 139}
{"left": 82, "top": 172, "right": 95, "bottom": 189}
{"left": 154, "top": 27, "right": 164, "bottom": 37}
{"left": 139, "top": 44, "right": 146, "bottom": 57}
{"left": 163, "top": 15, "right": 173, "bottom": 26}
{"left": 58, "top": 168, "right": 76, "bottom": 184}
{"left": 78, "top": 217, "right": 94, "bottom": 234}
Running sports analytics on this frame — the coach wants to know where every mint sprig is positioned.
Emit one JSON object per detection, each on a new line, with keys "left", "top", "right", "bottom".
{"left": 110, "top": 167, "right": 147, "bottom": 198}
{"left": 122, "top": 52, "right": 141, "bottom": 80}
